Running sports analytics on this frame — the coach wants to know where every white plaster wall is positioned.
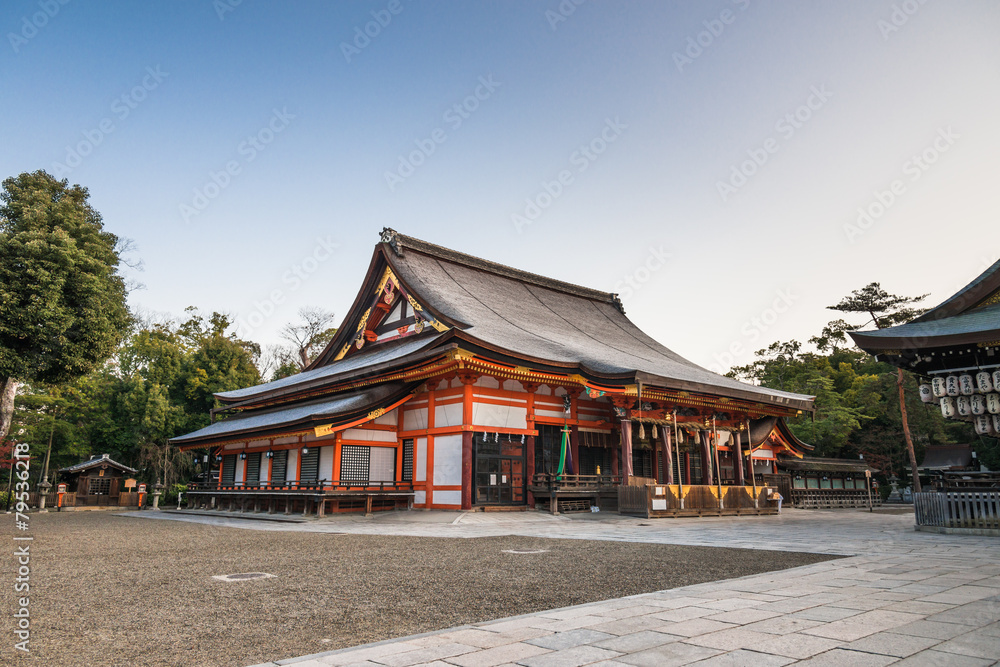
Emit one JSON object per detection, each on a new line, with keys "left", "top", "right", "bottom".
{"left": 475, "top": 376, "right": 500, "bottom": 389}
{"left": 414, "top": 490, "right": 426, "bottom": 505}
{"left": 472, "top": 403, "right": 527, "bottom": 429}
{"left": 403, "top": 406, "right": 428, "bottom": 431}
{"left": 259, "top": 457, "right": 270, "bottom": 483}
{"left": 535, "top": 409, "right": 567, "bottom": 420}
{"left": 503, "top": 380, "right": 523, "bottom": 392}
{"left": 415, "top": 437, "right": 427, "bottom": 482}
{"left": 342, "top": 428, "right": 396, "bottom": 442}
{"left": 235, "top": 457, "right": 245, "bottom": 485}
{"left": 287, "top": 449, "right": 299, "bottom": 481}
{"left": 433, "top": 434, "right": 462, "bottom": 486}
{"left": 434, "top": 403, "right": 464, "bottom": 428}
{"left": 432, "top": 490, "right": 462, "bottom": 506}
{"left": 375, "top": 408, "right": 398, "bottom": 426}
{"left": 319, "top": 445, "right": 334, "bottom": 482}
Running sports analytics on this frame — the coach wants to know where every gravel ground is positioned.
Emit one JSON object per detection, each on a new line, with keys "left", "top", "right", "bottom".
{"left": 2, "top": 511, "right": 838, "bottom": 667}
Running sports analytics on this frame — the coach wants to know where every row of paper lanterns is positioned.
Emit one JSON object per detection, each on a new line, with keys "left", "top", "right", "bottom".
{"left": 938, "top": 398, "right": 1000, "bottom": 433}
{"left": 922, "top": 371, "right": 1000, "bottom": 399}
{"left": 921, "top": 372, "right": 1000, "bottom": 435}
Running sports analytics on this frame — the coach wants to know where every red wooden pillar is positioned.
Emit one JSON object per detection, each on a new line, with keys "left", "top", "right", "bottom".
{"left": 523, "top": 382, "right": 538, "bottom": 507}
{"left": 700, "top": 430, "right": 713, "bottom": 486}
{"left": 734, "top": 431, "right": 745, "bottom": 487}
{"left": 661, "top": 427, "right": 674, "bottom": 485}
{"left": 459, "top": 372, "right": 478, "bottom": 510}
{"left": 620, "top": 419, "right": 633, "bottom": 485}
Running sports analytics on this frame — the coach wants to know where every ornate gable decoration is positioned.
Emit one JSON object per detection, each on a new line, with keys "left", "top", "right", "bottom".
{"left": 333, "top": 266, "right": 447, "bottom": 361}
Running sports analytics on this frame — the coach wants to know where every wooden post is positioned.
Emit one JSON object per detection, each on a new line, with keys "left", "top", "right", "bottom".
{"left": 459, "top": 372, "right": 477, "bottom": 510}
{"left": 620, "top": 419, "right": 633, "bottom": 485}
{"left": 661, "top": 426, "right": 673, "bottom": 485}
{"left": 700, "top": 430, "right": 714, "bottom": 486}
{"left": 365, "top": 494, "right": 373, "bottom": 516}
{"left": 673, "top": 412, "right": 684, "bottom": 510}
{"left": 747, "top": 419, "right": 758, "bottom": 509}
{"left": 713, "top": 418, "right": 723, "bottom": 510}
{"left": 523, "top": 383, "right": 538, "bottom": 507}
{"left": 734, "top": 430, "right": 745, "bottom": 488}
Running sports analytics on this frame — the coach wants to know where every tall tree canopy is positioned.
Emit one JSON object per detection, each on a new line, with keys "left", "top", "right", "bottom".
{"left": 0, "top": 171, "right": 131, "bottom": 443}
{"left": 828, "top": 283, "right": 927, "bottom": 491}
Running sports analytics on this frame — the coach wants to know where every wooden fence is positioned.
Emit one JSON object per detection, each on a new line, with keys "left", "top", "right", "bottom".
{"left": 619, "top": 484, "right": 778, "bottom": 518}
{"left": 914, "top": 491, "right": 999, "bottom": 530}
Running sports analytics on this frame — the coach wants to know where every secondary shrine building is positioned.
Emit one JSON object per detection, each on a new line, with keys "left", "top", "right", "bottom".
{"left": 172, "top": 229, "right": 815, "bottom": 513}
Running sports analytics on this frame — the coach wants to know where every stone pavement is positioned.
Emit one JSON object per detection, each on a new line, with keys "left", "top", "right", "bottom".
{"left": 136, "top": 509, "right": 1000, "bottom": 666}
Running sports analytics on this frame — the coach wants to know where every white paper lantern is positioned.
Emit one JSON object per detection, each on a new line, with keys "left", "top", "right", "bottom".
{"left": 919, "top": 384, "right": 935, "bottom": 403}
{"left": 940, "top": 397, "right": 956, "bottom": 419}
{"left": 972, "top": 394, "right": 986, "bottom": 415}
{"left": 932, "top": 377, "right": 947, "bottom": 397}
{"left": 994, "top": 370, "right": 1000, "bottom": 391}
{"left": 989, "top": 393, "right": 1000, "bottom": 415}
{"left": 957, "top": 395, "right": 972, "bottom": 416}
{"left": 975, "top": 415, "right": 991, "bottom": 435}
{"left": 960, "top": 374, "right": 975, "bottom": 395}
{"left": 994, "top": 414, "right": 1000, "bottom": 432}
{"left": 977, "top": 372, "right": 994, "bottom": 393}
{"left": 946, "top": 375, "right": 960, "bottom": 396}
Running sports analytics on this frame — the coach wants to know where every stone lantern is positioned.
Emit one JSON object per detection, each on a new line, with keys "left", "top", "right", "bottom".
{"left": 38, "top": 478, "right": 52, "bottom": 512}
{"left": 152, "top": 482, "right": 164, "bottom": 510}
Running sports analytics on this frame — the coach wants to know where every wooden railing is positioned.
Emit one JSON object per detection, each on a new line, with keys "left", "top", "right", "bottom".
{"left": 530, "top": 473, "right": 621, "bottom": 491}
{"left": 789, "top": 488, "right": 879, "bottom": 509}
{"left": 914, "top": 491, "right": 1000, "bottom": 530}
{"left": 186, "top": 479, "right": 414, "bottom": 493}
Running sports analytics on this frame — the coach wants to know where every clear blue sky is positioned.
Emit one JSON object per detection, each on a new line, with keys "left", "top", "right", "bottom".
{"left": 3, "top": 1, "right": 998, "bottom": 373}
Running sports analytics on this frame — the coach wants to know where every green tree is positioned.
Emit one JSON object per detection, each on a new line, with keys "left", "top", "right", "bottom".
{"left": 0, "top": 171, "right": 131, "bottom": 444}
{"left": 830, "top": 283, "right": 927, "bottom": 492}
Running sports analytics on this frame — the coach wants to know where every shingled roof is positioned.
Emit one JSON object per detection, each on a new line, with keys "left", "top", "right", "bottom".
{"left": 374, "top": 230, "right": 813, "bottom": 410}
{"left": 851, "top": 258, "right": 1000, "bottom": 352}
{"left": 207, "top": 229, "right": 814, "bottom": 413}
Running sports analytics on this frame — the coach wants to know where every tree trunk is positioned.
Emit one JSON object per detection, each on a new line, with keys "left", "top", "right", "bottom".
{"left": 897, "top": 368, "right": 922, "bottom": 493}
{"left": 0, "top": 377, "right": 19, "bottom": 445}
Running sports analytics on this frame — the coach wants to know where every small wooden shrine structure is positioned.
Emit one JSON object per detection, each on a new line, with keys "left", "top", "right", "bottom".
{"left": 172, "top": 229, "right": 815, "bottom": 515}
{"left": 57, "top": 454, "right": 137, "bottom": 507}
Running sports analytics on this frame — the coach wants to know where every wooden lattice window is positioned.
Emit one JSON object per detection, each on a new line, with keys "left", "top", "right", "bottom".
{"left": 88, "top": 477, "right": 111, "bottom": 495}
{"left": 402, "top": 439, "right": 413, "bottom": 481}
{"left": 270, "top": 450, "right": 288, "bottom": 482}
{"left": 340, "top": 445, "right": 371, "bottom": 482}
{"left": 245, "top": 452, "right": 261, "bottom": 485}
{"left": 300, "top": 448, "right": 320, "bottom": 483}
{"left": 221, "top": 454, "right": 236, "bottom": 485}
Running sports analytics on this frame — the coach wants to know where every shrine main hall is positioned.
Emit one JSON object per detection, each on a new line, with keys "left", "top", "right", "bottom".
{"left": 172, "top": 229, "right": 815, "bottom": 513}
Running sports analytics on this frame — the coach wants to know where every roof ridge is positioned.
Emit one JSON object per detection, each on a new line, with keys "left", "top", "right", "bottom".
{"left": 380, "top": 228, "right": 626, "bottom": 313}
